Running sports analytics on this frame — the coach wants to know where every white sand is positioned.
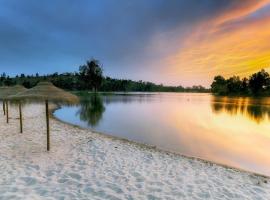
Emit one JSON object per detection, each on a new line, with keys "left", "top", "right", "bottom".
{"left": 0, "top": 103, "right": 269, "bottom": 200}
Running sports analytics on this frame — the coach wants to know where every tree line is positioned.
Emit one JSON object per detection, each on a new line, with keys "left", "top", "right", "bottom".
{"left": 211, "top": 69, "right": 270, "bottom": 96}
{"left": 0, "top": 59, "right": 209, "bottom": 93}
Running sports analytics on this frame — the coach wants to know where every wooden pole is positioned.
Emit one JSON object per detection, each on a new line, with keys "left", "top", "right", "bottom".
{"left": 45, "top": 100, "right": 50, "bottom": 151}
{"left": 19, "top": 102, "right": 23, "bottom": 133}
{"left": 6, "top": 101, "right": 8, "bottom": 123}
{"left": 3, "top": 101, "right": 5, "bottom": 115}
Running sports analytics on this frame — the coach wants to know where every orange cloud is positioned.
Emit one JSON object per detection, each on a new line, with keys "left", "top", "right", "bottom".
{"left": 167, "top": 0, "right": 270, "bottom": 86}
{"left": 215, "top": 0, "right": 270, "bottom": 25}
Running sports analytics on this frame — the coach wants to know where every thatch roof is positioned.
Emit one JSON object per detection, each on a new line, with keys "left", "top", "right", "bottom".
{"left": 8, "top": 82, "right": 79, "bottom": 104}
{"left": 0, "top": 85, "right": 27, "bottom": 100}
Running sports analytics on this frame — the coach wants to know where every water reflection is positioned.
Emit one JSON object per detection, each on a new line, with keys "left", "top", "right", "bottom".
{"left": 211, "top": 96, "right": 270, "bottom": 123}
{"left": 77, "top": 94, "right": 105, "bottom": 127}
{"left": 76, "top": 93, "right": 159, "bottom": 126}
{"left": 55, "top": 93, "right": 270, "bottom": 176}
{"left": 102, "top": 93, "right": 160, "bottom": 104}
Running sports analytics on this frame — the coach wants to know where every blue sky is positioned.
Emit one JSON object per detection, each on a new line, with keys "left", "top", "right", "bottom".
{"left": 0, "top": 0, "right": 269, "bottom": 86}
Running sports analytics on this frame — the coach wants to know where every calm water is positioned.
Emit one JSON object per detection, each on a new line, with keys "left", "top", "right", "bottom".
{"left": 54, "top": 93, "right": 270, "bottom": 176}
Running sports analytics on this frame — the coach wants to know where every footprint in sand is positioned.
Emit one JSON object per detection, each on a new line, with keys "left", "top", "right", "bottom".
{"left": 20, "top": 177, "right": 37, "bottom": 186}
{"left": 68, "top": 173, "right": 82, "bottom": 180}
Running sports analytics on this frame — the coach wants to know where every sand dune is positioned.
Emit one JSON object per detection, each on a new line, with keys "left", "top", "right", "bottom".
{"left": 0, "top": 103, "right": 269, "bottom": 199}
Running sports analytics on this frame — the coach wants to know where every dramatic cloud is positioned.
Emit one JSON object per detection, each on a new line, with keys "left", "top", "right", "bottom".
{"left": 0, "top": 0, "right": 269, "bottom": 86}
{"left": 168, "top": 0, "right": 270, "bottom": 86}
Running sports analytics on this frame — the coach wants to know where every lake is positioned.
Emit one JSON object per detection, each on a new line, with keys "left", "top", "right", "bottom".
{"left": 54, "top": 92, "right": 270, "bottom": 176}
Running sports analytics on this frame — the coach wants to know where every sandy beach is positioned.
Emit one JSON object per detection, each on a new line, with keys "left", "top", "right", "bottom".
{"left": 0, "top": 103, "right": 269, "bottom": 200}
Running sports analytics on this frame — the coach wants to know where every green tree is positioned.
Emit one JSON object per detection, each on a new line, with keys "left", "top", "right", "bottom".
{"left": 4, "top": 76, "right": 14, "bottom": 86}
{"left": 211, "top": 75, "right": 227, "bottom": 95}
{"left": 79, "top": 59, "right": 103, "bottom": 92}
{"left": 226, "top": 76, "right": 242, "bottom": 94}
{"left": 240, "top": 77, "right": 249, "bottom": 94}
{"left": 249, "top": 69, "right": 269, "bottom": 95}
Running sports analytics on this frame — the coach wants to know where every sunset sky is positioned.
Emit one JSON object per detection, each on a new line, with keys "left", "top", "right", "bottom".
{"left": 0, "top": 0, "right": 270, "bottom": 86}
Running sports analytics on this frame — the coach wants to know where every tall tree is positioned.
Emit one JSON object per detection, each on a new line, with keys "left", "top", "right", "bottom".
{"left": 211, "top": 75, "right": 227, "bottom": 95}
{"left": 249, "top": 69, "right": 269, "bottom": 95}
{"left": 79, "top": 59, "right": 103, "bottom": 92}
{"left": 240, "top": 77, "right": 249, "bottom": 94}
{"left": 226, "top": 76, "right": 242, "bottom": 94}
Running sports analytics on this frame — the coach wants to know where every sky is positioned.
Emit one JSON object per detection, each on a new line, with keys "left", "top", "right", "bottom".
{"left": 0, "top": 0, "right": 270, "bottom": 87}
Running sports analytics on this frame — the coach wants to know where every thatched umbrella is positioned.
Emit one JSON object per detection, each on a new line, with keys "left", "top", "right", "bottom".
{"left": 0, "top": 85, "right": 27, "bottom": 125}
{"left": 8, "top": 82, "right": 79, "bottom": 151}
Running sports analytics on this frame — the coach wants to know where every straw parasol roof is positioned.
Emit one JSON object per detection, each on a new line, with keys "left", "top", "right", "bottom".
{"left": 0, "top": 85, "right": 28, "bottom": 125}
{"left": 8, "top": 82, "right": 79, "bottom": 104}
{"left": 0, "top": 85, "right": 27, "bottom": 100}
{"left": 0, "top": 86, "right": 9, "bottom": 100}
{"left": 7, "top": 82, "right": 79, "bottom": 151}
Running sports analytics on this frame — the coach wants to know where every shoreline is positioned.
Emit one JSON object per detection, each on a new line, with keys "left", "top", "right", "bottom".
{"left": 52, "top": 105, "right": 270, "bottom": 179}
{"left": 0, "top": 103, "right": 269, "bottom": 199}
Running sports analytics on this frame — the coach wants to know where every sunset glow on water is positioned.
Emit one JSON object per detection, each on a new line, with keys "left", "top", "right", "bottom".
{"left": 55, "top": 93, "right": 270, "bottom": 176}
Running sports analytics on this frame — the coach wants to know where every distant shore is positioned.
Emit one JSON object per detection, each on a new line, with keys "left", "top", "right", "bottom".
{"left": 0, "top": 103, "right": 269, "bottom": 199}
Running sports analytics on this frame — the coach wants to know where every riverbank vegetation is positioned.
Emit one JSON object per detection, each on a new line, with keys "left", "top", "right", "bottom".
{"left": 0, "top": 59, "right": 209, "bottom": 93}
{"left": 211, "top": 69, "right": 270, "bottom": 96}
